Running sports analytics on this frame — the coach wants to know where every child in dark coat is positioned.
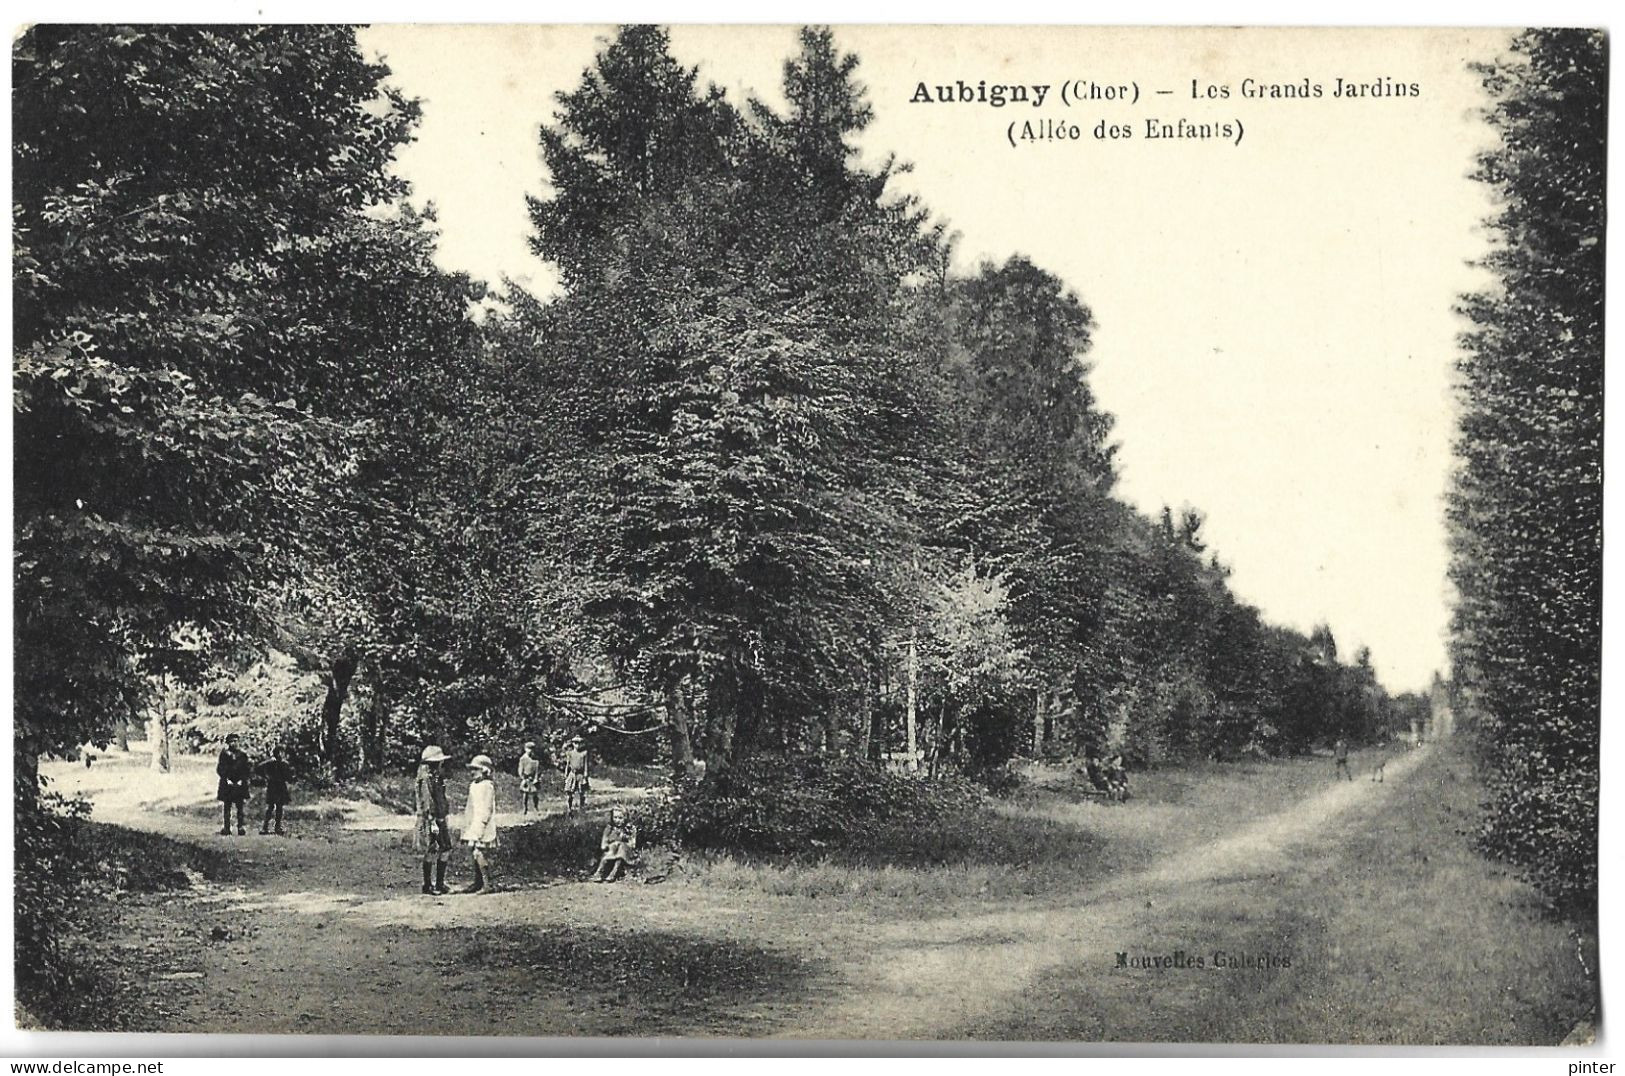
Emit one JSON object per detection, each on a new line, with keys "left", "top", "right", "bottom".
{"left": 216, "top": 734, "right": 251, "bottom": 836}
{"left": 257, "top": 747, "right": 294, "bottom": 835}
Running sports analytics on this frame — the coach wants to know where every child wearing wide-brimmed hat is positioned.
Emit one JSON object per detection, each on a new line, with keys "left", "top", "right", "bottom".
{"left": 415, "top": 745, "right": 452, "bottom": 895}
{"left": 460, "top": 754, "right": 500, "bottom": 894}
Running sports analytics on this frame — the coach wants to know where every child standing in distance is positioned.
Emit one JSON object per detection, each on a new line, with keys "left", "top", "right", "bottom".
{"left": 257, "top": 746, "right": 294, "bottom": 835}
{"left": 216, "top": 734, "right": 251, "bottom": 836}
{"left": 517, "top": 741, "right": 542, "bottom": 815}
{"left": 561, "top": 735, "right": 590, "bottom": 815}
{"left": 415, "top": 745, "right": 452, "bottom": 895}
{"left": 1334, "top": 738, "right": 1353, "bottom": 781}
{"left": 460, "top": 754, "right": 499, "bottom": 894}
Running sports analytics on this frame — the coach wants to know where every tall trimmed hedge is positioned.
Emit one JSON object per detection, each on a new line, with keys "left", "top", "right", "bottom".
{"left": 1450, "top": 29, "right": 1604, "bottom": 910}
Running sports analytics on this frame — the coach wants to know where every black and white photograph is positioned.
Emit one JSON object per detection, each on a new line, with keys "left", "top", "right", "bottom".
{"left": 6, "top": 22, "right": 1607, "bottom": 1047}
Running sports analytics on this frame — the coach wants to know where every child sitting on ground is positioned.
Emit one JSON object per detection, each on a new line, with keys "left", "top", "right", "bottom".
{"left": 592, "top": 807, "right": 637, "bottom": 883}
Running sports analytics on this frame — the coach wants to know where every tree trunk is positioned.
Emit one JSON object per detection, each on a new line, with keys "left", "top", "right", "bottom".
{"left": 115, "top": 705, "right": 131, "bottom": 752}
{"left": 823, "top": 700, "right": 843, "bottom": 756}
{"left": 663, "top": 674, "right": 696, "bottom": 782}
{"left": 146, "top": 675, "right": 172, "bottom": 773}
{"left": 858, "top": 668, "right": 874, "bottom": 761}
{"left": 684, "top": 679, "right": 708, "bottom": 757}
{"left": 148, "top": 709, "right": 171, "bottom": 773}
{"left": 360, "top": 675, "right": 387, "bottom": 772}
{"left": 711, "top": 689, "right": 738, "bottom": 777}
{"left": 1033, "top": 688, "right": 1045, "bottom": 757}
{"left": 321, "top": 654, "right": 358, "bottom": 771}
{"left": 929, "top": 700, "right": 949, "bottom": 778}
{"left": 905, "top": 629, "right": 919, "bottom": 770}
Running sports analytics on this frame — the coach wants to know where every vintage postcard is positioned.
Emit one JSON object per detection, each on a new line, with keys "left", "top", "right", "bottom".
{"left": 9, "top": 24, "right": 1604, "bottom": 1047}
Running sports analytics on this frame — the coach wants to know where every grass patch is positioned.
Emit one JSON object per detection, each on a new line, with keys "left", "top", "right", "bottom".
{"left": 840, "top": 808, "right": 1113, "bottom": 872}
{"left": 681, "top": 805, "right": 1120, "bottom": 905}
{"left": 433, "top": 925, "right": 815, "bottom": 1033}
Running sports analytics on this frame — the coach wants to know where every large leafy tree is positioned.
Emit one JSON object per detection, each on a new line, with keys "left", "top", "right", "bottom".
{"left": 1450, "top": 28, "right": 1604, "bottom": 909}
{"left": 259, "top": 205, "right": 511, "bottom": 774}
{"left": 12, "top": 26, "right": 428, "bottom": 783}
{"left": 924, "top": 256, "right": 1121, "bottom": 747}
{"left": 525, "top": 26, "right": 935, "bottom": 776}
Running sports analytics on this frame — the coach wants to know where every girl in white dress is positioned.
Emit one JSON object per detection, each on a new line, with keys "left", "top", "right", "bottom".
{"left": 460, "top": 754, "right": 499, "bottom": 893}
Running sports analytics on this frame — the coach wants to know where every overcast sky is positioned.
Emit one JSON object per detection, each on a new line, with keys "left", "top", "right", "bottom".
{"left": 356, "top": 24, "right": 1512, "bottom": 694}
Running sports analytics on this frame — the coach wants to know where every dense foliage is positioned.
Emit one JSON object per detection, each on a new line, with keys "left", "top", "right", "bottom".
{"left": 1449, "top": 29, "right": 1604, "bottom": 911}
{"left": 634, "top": 754, "right": 986, "bottom": 855}
{"left": 12, "top": 783, "right": 93, "bottom": 1009}
{"left": 15, "top": 25, "right": 1409, "bottom": 819}
{"left": 510, "top": 26, "right": 1402, "bottom": 778}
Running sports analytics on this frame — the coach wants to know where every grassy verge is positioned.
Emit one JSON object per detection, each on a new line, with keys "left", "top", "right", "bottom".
{"left": 497, "top": 811, "right": 618, "bottom": 879}
{"left": 76, "top": 819, "right": 242, "bottom": 889}
{"left": 679, "top": 808, "right": 1122, "bottom": 906}
{"left": 673, "top": 744, "right": 1411, "bottom": 910}
{"left": 16, "top": 820, "right": 241, "bottom": 1031}
{"left": 972, "top": 739, "right": 1598, "bottom": 1044}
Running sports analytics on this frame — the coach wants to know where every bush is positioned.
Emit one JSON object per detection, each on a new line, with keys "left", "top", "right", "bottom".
{"left": 496, "top": 811, "right": 610, "bottom": 877}
{"left": 962, "top": 759, "right": 1027, "bottom": 798}
{"left": 14, "top": 780, "right": 94, "bottom": 1008}
{"left": 15, "top": 775, "right": 236, "bottom": 1029}
{"left": 637, "top": 754, "right": 985, "bottom": 855}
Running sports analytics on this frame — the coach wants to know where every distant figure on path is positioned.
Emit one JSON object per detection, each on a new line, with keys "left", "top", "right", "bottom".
{"left": 216, "top": 734, "right": 251, "bottom": 836}
{"left": 517, "top": 741, "right": 542, "bottom": 815}
{"left": 1104, "top": 753, "right": 1129, "bottom": 801}
{"left": 257, "top": 746, "right": 294, "bottom": 835}
{"left": 1081, "top": 748, "right": 1105, "bottom": 791}
{"left": 1371, "top": 757, "right": 1386, "bottom": 783}
{"left": 1333, "top": 738, "right": 1352, "bottom": 781}
{"left": 592, "top": 807, "right": 637, "bottom": 883}
{"left": 416, "top": 745, "right": 452, "bottom": 895}
{"left": 561, "top": 735, "right": 590, "bottom": 815}
{"left": 460, "top": 754, "right": 499, "bottom": 894}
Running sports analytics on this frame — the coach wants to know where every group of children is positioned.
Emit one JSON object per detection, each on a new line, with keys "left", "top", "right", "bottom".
{"left": 516, "top": 736, "right": 591, "bottom": 816}
{"left": 413, "top": 744, "right": 497, "bottom": 895}
{"left": 215, "top": 731, "right": 636, "bottom": 891}
{"left": 412, "top": 737, "right": 636, "bottom": 896}
{"left": 214, "top": 734, "right": 295, "bottom": 836}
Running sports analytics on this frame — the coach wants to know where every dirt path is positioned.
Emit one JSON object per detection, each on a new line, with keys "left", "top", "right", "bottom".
{"left": 53, "top": 745, "right": 1432, "bottom": 1038}
{"left": 777, "top": 745, "right": 1433, "bottom": 1040}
